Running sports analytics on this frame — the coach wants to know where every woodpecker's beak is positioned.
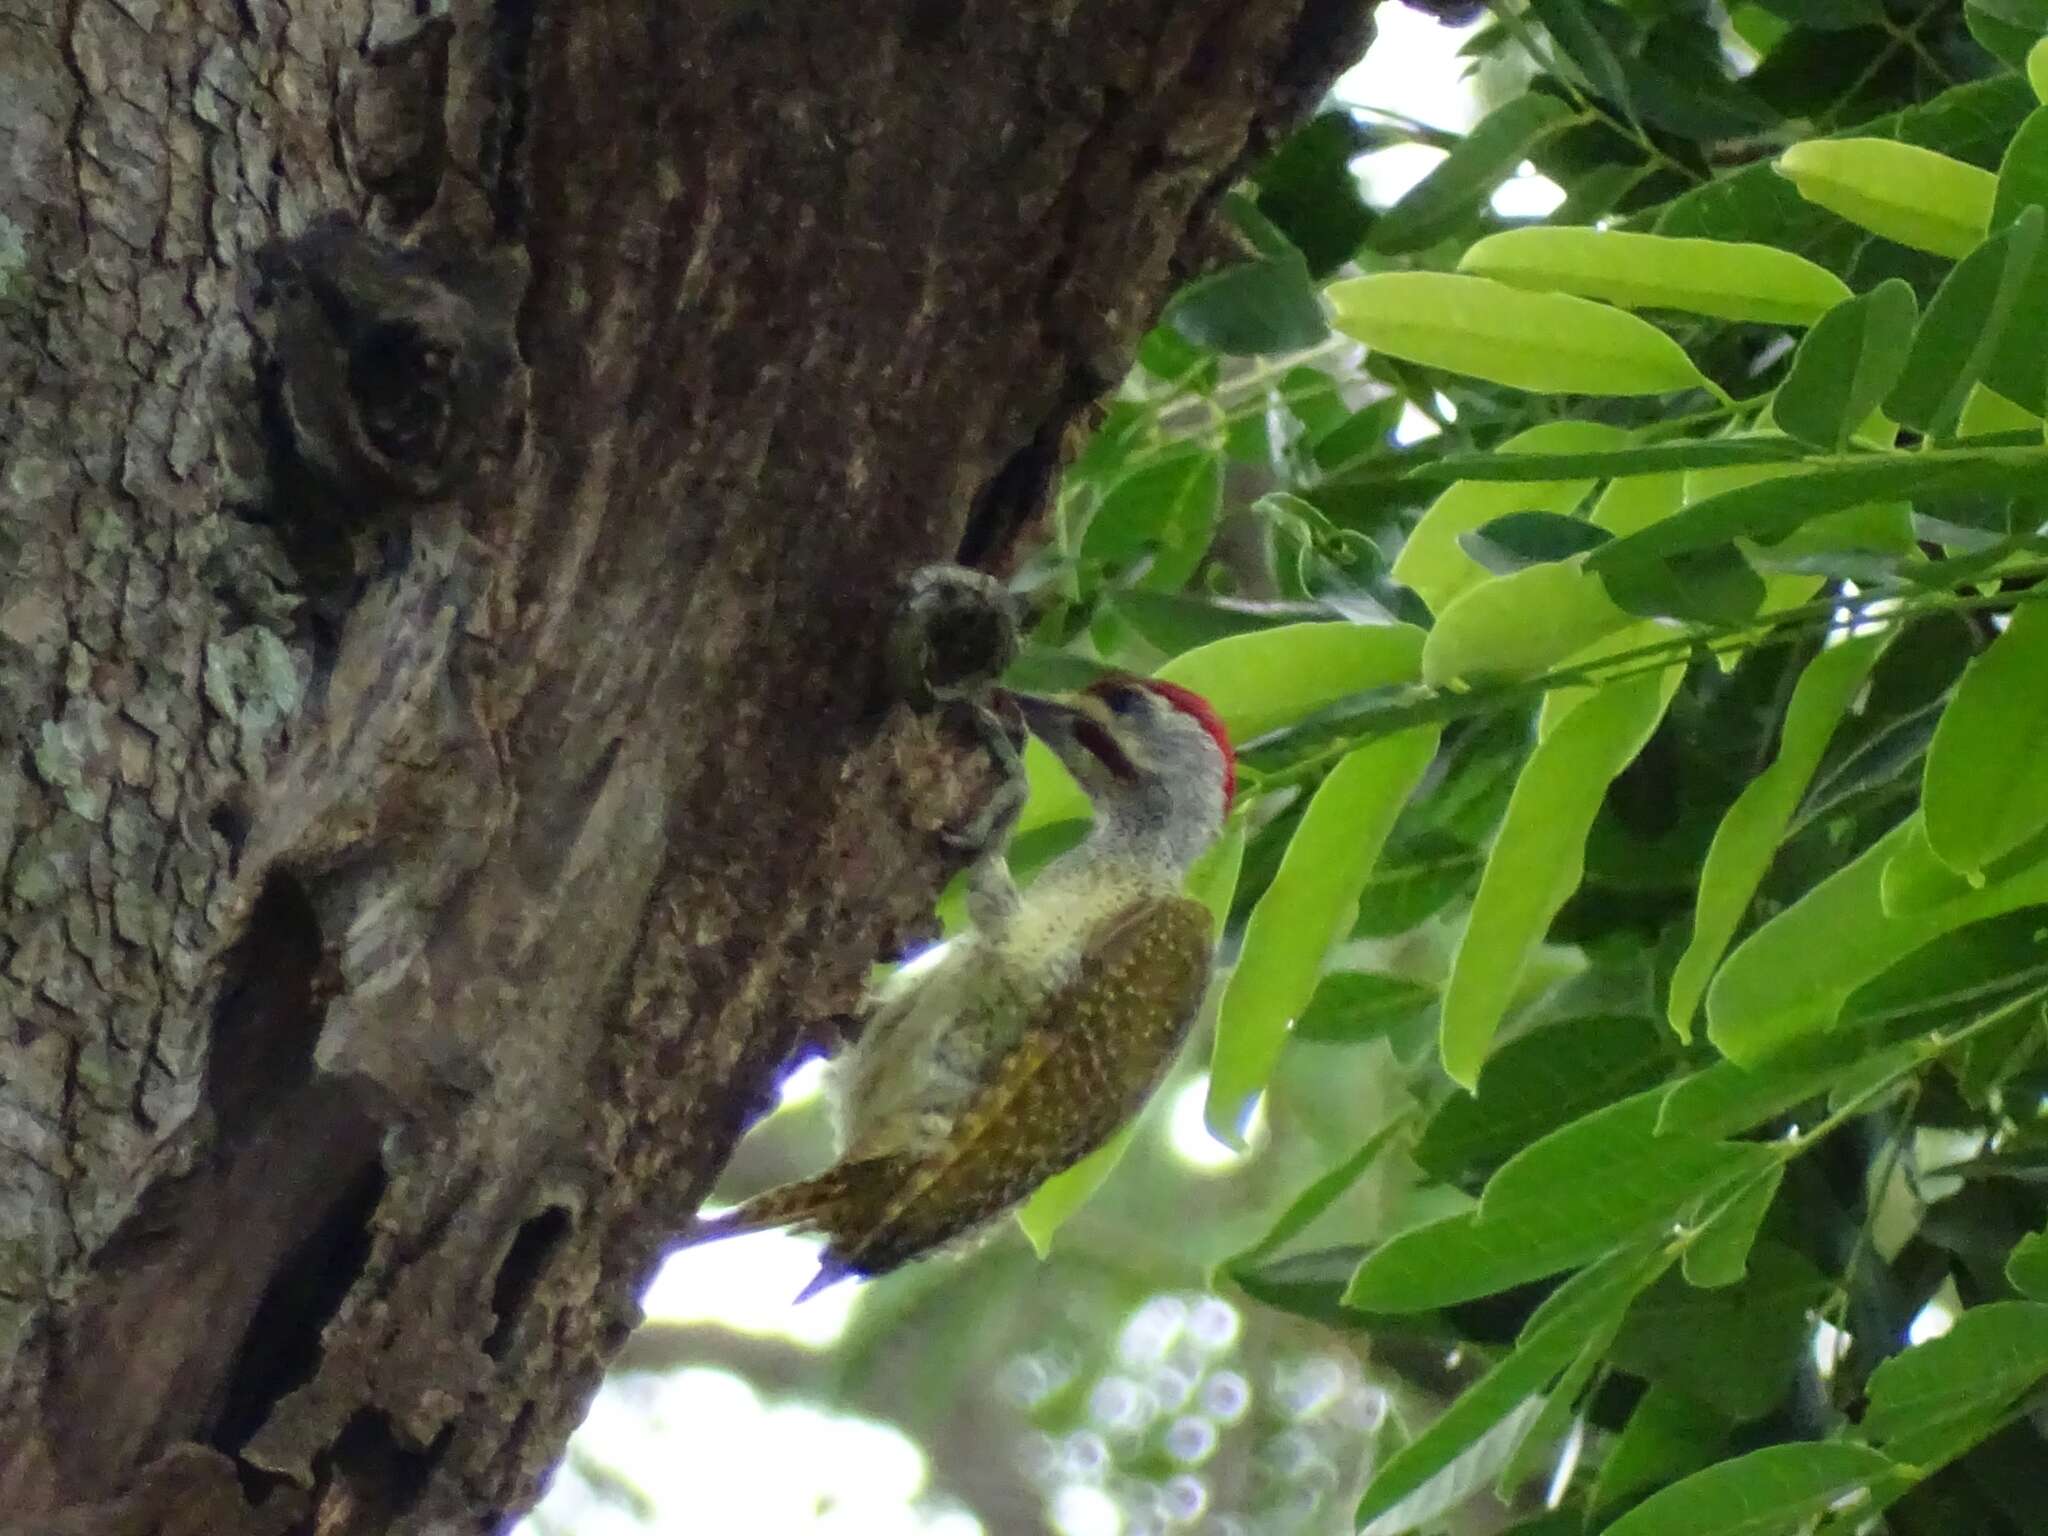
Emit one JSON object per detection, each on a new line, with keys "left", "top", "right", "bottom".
{"left": 997, "top": 688, "right": 1138, "bottom": 784}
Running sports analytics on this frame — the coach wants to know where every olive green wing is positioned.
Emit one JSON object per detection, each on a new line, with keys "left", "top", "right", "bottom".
{"left": 838, "top": 892, "right": 1213, "bottom": 1277}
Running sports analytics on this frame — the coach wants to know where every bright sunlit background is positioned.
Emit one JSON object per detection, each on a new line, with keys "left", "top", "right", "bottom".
{"left": 518, "top": 18, "right": 1489, "bottom": 1536}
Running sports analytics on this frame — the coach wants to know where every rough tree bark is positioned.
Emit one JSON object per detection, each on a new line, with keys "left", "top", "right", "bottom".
{"left": 0, "top": 2, "right": 1375, "bottom": 1531}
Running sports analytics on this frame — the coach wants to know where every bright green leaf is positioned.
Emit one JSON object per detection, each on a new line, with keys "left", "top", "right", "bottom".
{"left": 1460, "top": 228, "right": 1852, "bottom": 325}
{"left": 1015, "top": 1123, "right": 1140, "bottom": 1258}
{"left": 1393, "top": 420, "right": 1624, "bottom": 616}
{"left": 1327, "top": 273, "right": 1711, "bottom": 396}
{"left": 1924, "top": 601, "right": 2048, "bottom": 877}
{"left": 1775, "top": 280, "right": 1918, "bottom": 451}
{"left": 2032, "top": 38, "right": 2048, "bottom": 103}
{"left": 1422, "top": 562, "right": 1634, "bottom": 686}
{"left": 1208, "top": 729, "right": 1439, "bottom": 1142}
{"left": 1442, "top": 670, "right": 1681, "bottom": 1088}
{"left": 1600, "top": 1442, "right": 1905, "bottom": 1536}
{"left": 1776, "top": 137, "right": 1996, "bottom": 257}
{"left": 1669, "top": 635, "right": 1887, "bottom": 1035}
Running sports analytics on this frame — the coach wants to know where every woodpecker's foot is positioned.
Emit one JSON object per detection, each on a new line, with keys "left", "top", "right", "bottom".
{"left": 887, "top": 564, "right": 1020, "bottom": 710}
{"left": 938, "top": 695, "right": 1029, "bottom": 858}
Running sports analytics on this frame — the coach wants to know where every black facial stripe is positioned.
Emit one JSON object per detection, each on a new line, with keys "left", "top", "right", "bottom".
{"left": 1073, "top": 718, "right": 1140, "bottom": 782}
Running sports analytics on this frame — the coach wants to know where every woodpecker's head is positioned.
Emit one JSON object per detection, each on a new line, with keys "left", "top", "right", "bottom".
{"left": 1004, "top": 677, "right": 1234, "bottom": 866}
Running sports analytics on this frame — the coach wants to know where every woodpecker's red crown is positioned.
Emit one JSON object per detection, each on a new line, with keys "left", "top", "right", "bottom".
{"left": 1086, "top": 676, "right": 1235, "bottom": 817}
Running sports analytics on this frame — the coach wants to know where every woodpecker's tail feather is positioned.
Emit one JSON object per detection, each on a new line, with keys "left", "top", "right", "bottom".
{"left": 682, "top": 1155, "right": 912, "bottom": 1252}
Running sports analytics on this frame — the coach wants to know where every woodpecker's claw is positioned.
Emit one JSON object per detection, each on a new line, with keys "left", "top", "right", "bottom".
{"left": 938, "top": 697, "right": 1029, "bottom": 857}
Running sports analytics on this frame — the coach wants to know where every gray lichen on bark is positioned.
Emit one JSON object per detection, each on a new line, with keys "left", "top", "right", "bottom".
{"left": 0, "top": 0, "right": 1377, "bottom": 1530}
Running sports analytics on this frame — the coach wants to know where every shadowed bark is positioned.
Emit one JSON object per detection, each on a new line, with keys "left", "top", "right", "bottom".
{"left": 0, "top": 1, "right": 1374, "bottom": 1530}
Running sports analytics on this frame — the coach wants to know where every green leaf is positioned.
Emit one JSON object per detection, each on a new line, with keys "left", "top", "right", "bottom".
{"left": 1592, "top": 1387, "right": 1734, "bottom": 1513}
{"left": 1355, "top": 1245, "right": 1672, "bottom": 1533}
{"left": 1080, "top": 445, "right": 1221, "bottom": 565}
{"left": 1659, "top": 1043, "right": 1916, "bottom": 1140}
{"left": 1229, "top": 1118, "right": 1410, "bottom": 1271}
{"left": 1599, "top": 544, "right": 1766, "bottom": 626}
{"left": 1776, "top": 137, "right": 1996, "bottom": 257}
{"left": 1371, "top": 94, "right": 1579, "bottom": 255}
{"left": 1208, "top": 729, "right": 1439, "bottom": 1142}
{"left": 1886, "top": 206, "right": 2045, "bottom": 438}
{"left": 1165, "top": 253, "right": 1329, "bottom": 355}
{"left": 1294, "top": 971, "right": 1437, "bottom": 1043}
{"left": 1349, "top": 1093, "right": 1775, "bottom": 1311}
{"left": 1014, "top": 1123, "right": 1139, "bottom": 1258}
{"left": 1586, "top": 449, "right": 2046, "bottom": 574}
{"left": 1862, "top": 1301, "right": 2048, "bottom": 1467}
{"left": 2033, "top": 38, "right": 2048, "bottom": 103}
{"left": 1599, "top": 1442, "right": 1905, "bottom": 1536}
{"left": 1924, "top": 602, "right": 2048, "bottom": 878}
{"left": 1458, "top": 510, "right": 1611, "bottom": 575}
{"left": 1422, "top": 562, "right": 1634, "bottom": 687}
{"left": 1460, "top": 228, "right": 1853, "bottom": 325}
{"left": 1403, "top": 438, "right": 1813, "bottom": 485}
{"left": 1352, "top": 830, "right": 1482, "bottom": 936}
{"left": 1985, "top": 113, "right": 2048, "bottom": 412}
{"left": 1707, "top": 815, "right": 2048, "bottom": 1062}
{"left": 1527, "top": 0, "right": 1635, "bottom": 115}
{"left": 1414, "top": 1013, "right": 1670, "bottom": 1182}
{"left": 1610, "top": 1243, "right": 1830, "bottom": 1420}
{"left": 1327, "top": 273, "right": 1711, "bottom": 396}
{"left": 2006, "top": 1227, "right": 2048, "bottom": 1297}
{"left": 1158, "top": 621, "right": 1425, "bottom": 742}
{"left": 1392, "top": 420, "right": 1624, "bottom": 616}
{"left": 1442, "top": 670, "right": 1681, "bottom": 1088}
{"left": 1774, "top": 279, "right": 1918, "bottom": 451}
{"left": 1669, "top": 635, "right": 1887, "bottom": 1036}
{"left": 1683, "top": 1163, "right": 1785, "bottom": 1288}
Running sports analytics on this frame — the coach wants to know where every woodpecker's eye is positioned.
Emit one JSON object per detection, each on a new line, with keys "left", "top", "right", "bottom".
{"left": 1100, "top": 685, "right": 1146, "bottom": 718}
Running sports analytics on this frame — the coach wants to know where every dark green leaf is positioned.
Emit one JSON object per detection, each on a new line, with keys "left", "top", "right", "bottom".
{"left": 1371, "top": 94, "right": 1580, "bottom": 255}
{"left": 1230, "top": 1119, "right": 1411, "bottom": 1269}
{"left": 1775, "top": 279, "right": 1918, "bottom": 450}
{"left": 1294, "top": 971, "right": 1437, "bottom": 1043}
{"left": 1352, "top": 829, "right": 1483, "bottom": 936}
{"left": 1080, "top": 446, "right": 1222, "bottom": 566}
{"left": 1400, "top": 437, "right": 1814, "bottom": 486}
{"left": 1527, "top": 0, "right": 1635, "bottom": 117}
{"left": 1599, "top": 544, "right": 1766, "bottom": 626}
{"left": 1415, "top": 1013, "right": 1671, "bottom": 1183}
{"left": 1349, "top": 1093, "right": 1775, "bottom": 1311}
{"left": 1356, "top": 1244, "right": 1672, "bottom": 1532}
{"left": 1886, "top": 206, "right": 2044, "bottom": 438}
{"left": 1252, "top": 112, "right": 1377, "bottom": 275}
{"left": 1592, "top": 1386, "right": 1734, "bottom": 1512}
{"left": 1609, "top": 1242, "right": 1831, "bottom": 1420}
{"left": 1458, "top": 510, "right": 1612, "bottom": 575}
{"left": 1165, "top": 254, "right": 1328, "bottom": 356}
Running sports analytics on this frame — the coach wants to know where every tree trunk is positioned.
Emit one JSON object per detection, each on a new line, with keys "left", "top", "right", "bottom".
{"left": 0, "top": 2, "right": 1373, "bottom": 1530}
